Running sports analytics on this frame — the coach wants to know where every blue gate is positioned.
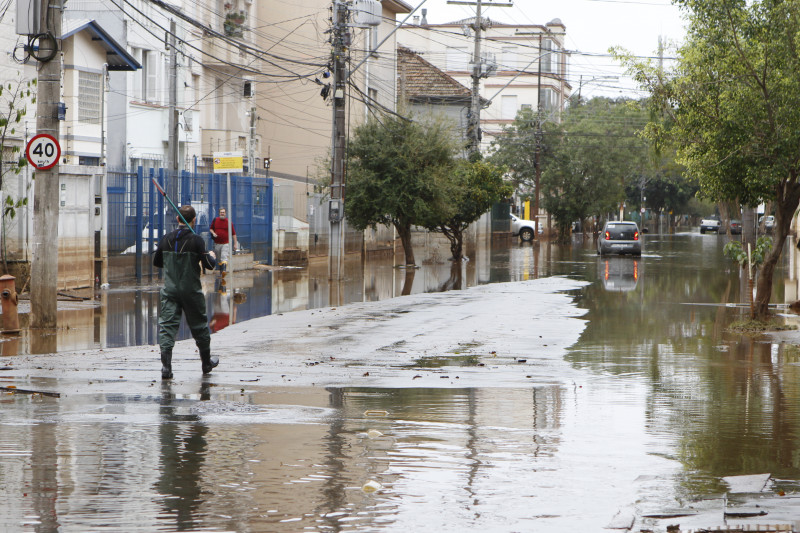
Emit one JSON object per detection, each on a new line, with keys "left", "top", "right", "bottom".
{"left": 107, "top": 167, "right": 273, "bottom": 281}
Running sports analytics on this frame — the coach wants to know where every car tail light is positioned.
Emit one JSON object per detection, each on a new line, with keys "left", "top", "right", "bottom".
{"left": 634, "top": 231, "right": 639, "bottom": 241}
{"left": 604, "top": 231, "right": 610, "bottom": 240}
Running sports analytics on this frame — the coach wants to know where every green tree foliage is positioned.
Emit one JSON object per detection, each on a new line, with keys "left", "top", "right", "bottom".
{"left": 422, "top": 154, "right": 512, "bottom": 261}
{"left": 345, "top": 113, "right": 458, "bottom": 266}
{"left": 619, "top": 0, "right": 800, "bottom": 319}
{"left": 541, "top": 98, "right": 652, "bottom": 240}
{"left": 491, "top": 98, "right": 688, "bottom": 242}
{"left": 488, "top": 107, "right": 538, "bottom": 196}
{"left": 0, "top": 77, "right": 35, "bottom": 272}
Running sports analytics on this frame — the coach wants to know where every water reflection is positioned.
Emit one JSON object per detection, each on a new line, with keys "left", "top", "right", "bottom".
{"left": 156, "top": 381, "right": 210, "bottom": 530}
{"left": 598, "top": 256, "right": 640, "bottom": 292}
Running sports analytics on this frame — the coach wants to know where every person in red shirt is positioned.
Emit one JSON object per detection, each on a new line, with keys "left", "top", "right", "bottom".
{"left": 209, "top": 207, "right": 238, "bottom": 272}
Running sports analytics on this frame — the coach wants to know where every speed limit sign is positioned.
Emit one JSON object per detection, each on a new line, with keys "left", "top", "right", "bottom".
{"left": 25, "top": 134, "right": 61, "bottom": 170}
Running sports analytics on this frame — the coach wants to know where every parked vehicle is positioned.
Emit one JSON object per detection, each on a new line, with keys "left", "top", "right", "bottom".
{"left": 759, "top": 215, "right": 775, "bottom": 233}
{"left": 510, "top": 214, "right": 542, "bottom": 242}
{"left": 597, "top": 221, "right": 642, "bottom": 256}
{"left": 700, "top": 215, "right": 720, "bottom": 234}
{"left": 730, "top": 219, "right": 742, "bottom": 235}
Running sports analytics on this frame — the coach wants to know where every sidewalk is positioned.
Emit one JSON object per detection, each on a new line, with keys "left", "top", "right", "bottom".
{"left": 0, "top": 277, "right": 589, "bottom": 395}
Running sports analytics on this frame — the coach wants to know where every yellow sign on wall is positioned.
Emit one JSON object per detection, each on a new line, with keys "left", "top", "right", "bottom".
{"left": 212, "top": 151, "right": 244, "bottom": 174}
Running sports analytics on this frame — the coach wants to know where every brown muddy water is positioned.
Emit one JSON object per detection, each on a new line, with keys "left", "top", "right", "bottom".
{"left": 4, "top": 231, "right": 800, "bottom": 531}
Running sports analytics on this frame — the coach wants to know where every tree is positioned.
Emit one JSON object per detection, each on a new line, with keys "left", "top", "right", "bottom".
{"left": 541, "top": 97, "right": 651, "bottom": 241}
{"left": 488, "top": 107, "right": 539, "bottom": 197}
{"left": 0, "top": 77, "right": 35, "bottom": 273}
{"left": 345, "top": 113, "right": 458, "bottom": 266}
{"left": 422, "top": 155, "right": 511, "bottom": 261}
{"left": 619, "top": 0, "right": 800, "bottom": 320}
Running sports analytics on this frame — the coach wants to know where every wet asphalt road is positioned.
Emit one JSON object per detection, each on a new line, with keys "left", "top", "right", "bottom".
{"left": 5, "top": 233, "right": 800, "bottom": 531}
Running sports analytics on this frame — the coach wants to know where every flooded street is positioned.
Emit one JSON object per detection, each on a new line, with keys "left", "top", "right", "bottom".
{"left": 4, "top": 231, "right": 800, "bottom": 531}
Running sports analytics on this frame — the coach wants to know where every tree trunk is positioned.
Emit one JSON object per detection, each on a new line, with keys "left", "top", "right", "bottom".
{"left": 401, "top": 267, "right": 415, "bottom": 295}
{"left": 448, "top": 228, "right": 463, "bottom": 261}
{"left": 395, "top": 221, "right": 415, "bottom": 266}
{"left": 754, "top": 234, "right": 783, "bottom": 320}
{"left": 753, "top": 182, "right": 800, "bottom": 320}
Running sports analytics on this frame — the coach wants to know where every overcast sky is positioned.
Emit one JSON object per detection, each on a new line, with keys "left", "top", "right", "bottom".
{"left": 406, "top": 0, "right": 689, "bottom": 99}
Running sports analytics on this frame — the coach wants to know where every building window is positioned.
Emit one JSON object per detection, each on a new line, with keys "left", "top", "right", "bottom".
{"left": 222, "top": 0, "right": 249, "bottom": 37}
{"left": 143, "top": 50, "right": 160, "bottom": 104}
{"left": 501, "top": 46, "right": 517, "bottom": 71}
{"left": 78, "top": 71, "right": 102, "bottom": 124}
{"left": 540, "top": 39, "right": 559, "bottom": 75}
{"left": 538, "top": 87, "right": 557, "bottom": 112}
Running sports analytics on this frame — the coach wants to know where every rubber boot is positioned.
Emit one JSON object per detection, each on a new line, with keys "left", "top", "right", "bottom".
{"left": 200, "top": 348, "right": 219, "bottom": 374}
{"left": 161, "top": 348, "right": 173, "bottom": 379}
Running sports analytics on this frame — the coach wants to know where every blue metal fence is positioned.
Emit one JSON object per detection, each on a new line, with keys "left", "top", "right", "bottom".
{"left": 107, "top": 167, "right": 273, "bottom": 281}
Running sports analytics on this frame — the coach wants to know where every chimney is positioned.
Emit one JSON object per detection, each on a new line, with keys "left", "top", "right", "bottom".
{"left": 421, "top": 8, "right": 428, "bottom": 26}
{"left": 413, "top": 15, "right": 420, "bottom": 25}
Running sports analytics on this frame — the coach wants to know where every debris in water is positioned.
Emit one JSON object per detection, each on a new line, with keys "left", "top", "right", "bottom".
{"left": 0, "top": 386, "right": 60, "bottom": 398}
{"left": 361, "top": 480, "right": 382, "bottom": 493}
{"left": 364, "top": 410, "right": 388, "bottom": 417}
{"left": 722, "top": 473, "right": 771, "bottom": 493}
{"left": 366, "top": 429, "right": 383, "bottom": 438}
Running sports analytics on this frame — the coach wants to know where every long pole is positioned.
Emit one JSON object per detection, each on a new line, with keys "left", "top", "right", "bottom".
{"left": 151, "top": 178, "right": 195, "bottom": 233}
{"left": 533, "top": 34, "right": 542, "bottom": 236}
{"left": 30, "top": 0, "right": 62, "bottom": 328}
{"left": 329, "top": 0, "right": 347, "bottom": 281}
{"left": 467, "top": 0, "right": 482, "bottom": 155}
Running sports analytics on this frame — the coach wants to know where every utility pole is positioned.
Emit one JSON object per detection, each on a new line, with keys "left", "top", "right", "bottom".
{"left": 467, "top": 0, "right": 483, "bottom": 155}
{"left": 167, "top": 19, "right": 179, "bottom": 199}
{"left": 30, "top": 0, "right": 63, "bottom": 329}
{"left": 248, "top": 104, "right": 256, "bottom": 175}
{"left": 329, "top": 0, "right": 348, "bottom": 281}
{"left": 533, "top": 34, "right": 543, "bottom": 237}
{"left": 447, "top": 0, "right": 512, "bottom": 155}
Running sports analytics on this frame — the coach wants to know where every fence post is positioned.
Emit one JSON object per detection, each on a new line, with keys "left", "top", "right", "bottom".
{"left": 148, "top": 170, "right": 156, "bottom": 280}
{"left": 135, "top": 167, "right": 143, "bottom": 281}
{"left": 181, "top": 169, "right": 191, "bottom": 207}
{"left": 267, "top": 178, "right": 273, "bottom": 265}
{"left": 158, "top": 168, "right": 165, "bottom": 251}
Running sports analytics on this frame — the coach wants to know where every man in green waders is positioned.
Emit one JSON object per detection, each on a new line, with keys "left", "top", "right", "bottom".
{"left": 153, "top": 205, "right": 218, "bottom": 379}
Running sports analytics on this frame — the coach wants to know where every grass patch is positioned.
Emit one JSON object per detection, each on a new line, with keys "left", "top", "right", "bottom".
{"left": 728, "top": 319, "right": 798, "bottom": 334}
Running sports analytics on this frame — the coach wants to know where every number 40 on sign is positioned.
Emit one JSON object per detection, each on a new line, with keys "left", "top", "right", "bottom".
{"left": 25, "top": 134, "right": 61, "bottom": 170}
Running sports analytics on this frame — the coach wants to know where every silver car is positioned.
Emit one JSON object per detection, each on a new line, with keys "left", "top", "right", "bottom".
{"left": 597, "top": 221, "right": 642, "bottom": 256}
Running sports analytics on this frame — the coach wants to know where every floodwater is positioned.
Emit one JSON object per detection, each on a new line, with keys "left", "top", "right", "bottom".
{"left": 4, "top": 231, "right": 800, "bottom": 531}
